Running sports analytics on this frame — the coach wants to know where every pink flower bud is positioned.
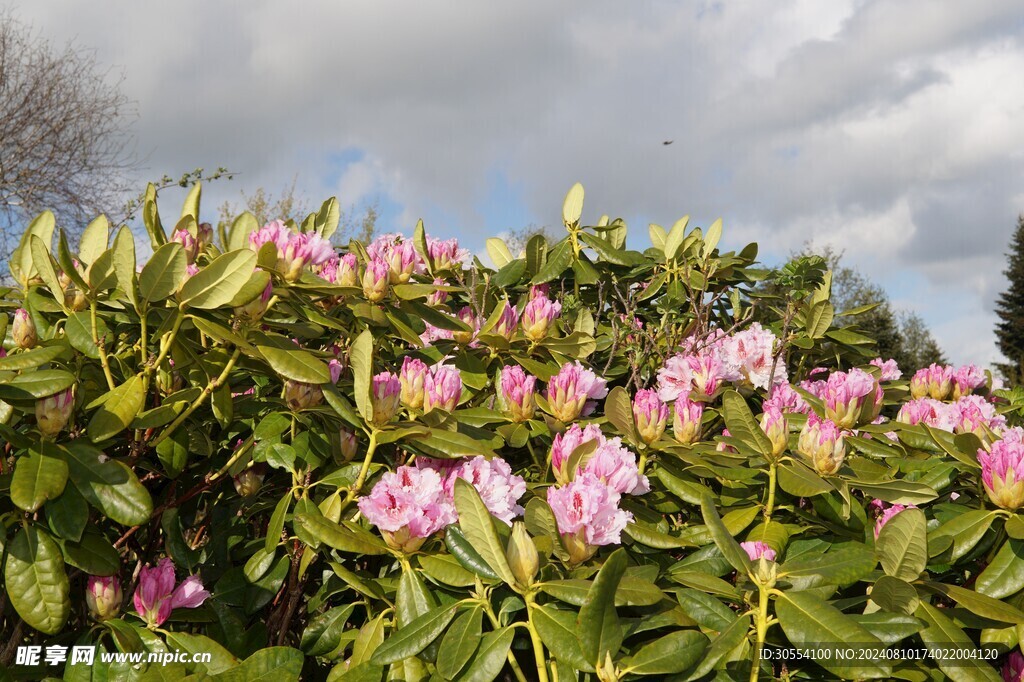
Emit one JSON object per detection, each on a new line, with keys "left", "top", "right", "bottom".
{"left": 521, "top": 296, "right": 561, "bottom": 341}
{"left": 371, "top": 371, "right": 402, "bottom": 425}
{"left": 361, "top": 258, "right": 391, "bottom": 302}
{"left": 453, "top": 307, "right": 481, "bottom": 346}
{"left": 499, "top": 365, "right": 536, "bottom": 422}
{"left": 672, "top": 398, "right": 704, "bottom": 445}
{"left": 197, "top": 222, "right": 214, "bottom": 249}
{"left": 284, "top": 380, "right": 323, "bottom": 411}
{"left": 426, "top": 237, "right": 468, "bottom": 271}
{"left": 13, "top": 309, "right": 37, "bottom": 349}
{"left": 491, "top": 301, "right": 519, "bottom": 341}
{"left": 979, "top": 438, "right": 1024, "bottom": 511}
{"left": 281, "top": 231, "right": 334, "bottom": 281}
{"left": 506, "top": 522, "right": 539, "bottom": 587}
{"left": 759, "top": 405, "right": 788, "bottom": 458}
{"left": 910, "top": 363, "right": 954, "bottom": 401}
{"left": 797, "top": 416, "right": 846, "bottom": 476}
{"left": 232, "top": 466, "right": 265, "bottom": 497}
{"left": 547, "top": 473, "right": 632, "bottom": 565}
{"left": 36, "top": 387, "right": 74, "bottom": 438}
{"left": 632, "top": 389, "right": 668, "bottom": 444}
{"left": 133, "top": 558, "right": 209, "bottom": 628}
{"left": 338, "top": 427, "right": 358, "bottom": 462}
{"left": 740, "top": 541, "right": 776, "bottom": 562}
{"left": 873, "top": 502, "right": 911, "bottom": 538}
{"left": 953, "top": 364, "right": 986, "bottom": 399}
{"left": 400, "top": 356, "right": 430, "bottom": 409}
{"left": 357, "top": 466, "right": 456, "bottom": 552}
{"left": 869, "top": 358, "right": 902, "bottom": 381}
{"left": 234, "top": 280, "right": 274, "bottom": 321}
{"left": 1003, "top": 651, "right": 1024, "bottom": 682}
{"left": 427, "top": 277, "right": 448, "bottom": 306}
{"left": 821, "top": 369, "right": 882, "bottom": 429}
{"left": 86, "top": 575, "right": 122, "bottom": 621}
{"left": 170, "top": 228, "right": 199, "bottom": 263}
{"left": 423, "top": 365, "right": 463, "bottom": 413}
{"left": 545, "top": 361, "right": 608, "bottom": 423}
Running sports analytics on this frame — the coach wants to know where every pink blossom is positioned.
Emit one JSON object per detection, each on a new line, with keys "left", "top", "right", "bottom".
{"left": 423, "top": 364, "right": 463, "bottom": 413}
{"left": 547, "top": 472, "right": 633, "bottom": 556}
{"left": 420, "top": 322, "right": 454, "bottom": 346}
{"left": 170, "top": 228, "right": 199, "bottom": 263}
{"left": 1003, "top": 651, "right": 1024, "bottom": 682}
{"left": 362, "top": 258, "right": 391, "bottom": 302}
{"left": 550, "top": 423, "right": 605, "bottom": 481}
{"left": 797, "top": 415, "right": 846, "bottom": 476}
{"left": 874, "top": 503, "right": 911, "bottom": 539}
{"left": 955, "top": 395, "right": 1005, "bottom": 436}
{"left": 633, "top": 389, "right": 669, "bottom": 444}
{"left": 953, "top": 364, "right": 986, "bottom": 398}
{"left": 491, "top": 301, "right": 519, "bottom": 340}
{"left": 656, "top": 354, "right": 694, "bottom": 402}
{"left": 759, "top": 405, "right": 788, "bottom": 457}
{"left": 427, "top": 277, "right": 448, "bottom": 306}
{"left": 979, "top": 437, "right": 1024, "bottom": 511}
{"left": 869, "top": 358, "right": 902, "bottom": 381}
{"left": 545, "top": 361, "right": 609, "bottom": 423}
{"left": 318, "top": 253, "right": 358, "bottom": 286}
{"left": 328, "top": 359, "right": 344, "bottom": 384}
{"left": 371, "top": 371, "right": 402, "bottom": 425}
{"left": 400, "top": 356, "right": 430, "bottom": 409}
{"left": 446, "top": 456, "right": 526, "bottom": 524}
{"left": 910, "top": 363, "right": 954, "bottom": 400}
{"left": 764, "top": 381, "right": 810, "bottom": 414}
{"left": 499, "top": 365, "right": 537, "bottom": 422}
{"left": 426, "top": 236, "right": 469, "bottom": 271}
{"left": 133, "top": 558, "right": 209, "bottom": 627}
{"left": 586, "top": 437, "right": 650, "bottom": 495}
{"left": 521, "top": 295, "right": 562, "bottom": 341}
{"left": 672, "top": 397, "right": 704, "bottom": 444}
{"left": 740, "top": 541, "right": 776, "bottom": 561}
{"left": 249, "top": 220, "right": 292, "bottom": 255}
{"left": 357, "top": 466, "right": 456, "bottom": 551}
{"left": 529, "top": 284, "right": 550, "bottom": 299}
{"left": 718, "top": 322, "right": 786, "bottom": 390}
{"left": 86, "top": 575, "right": 122, "bottom": 621}
{"left": 896, "top": 398, "right": 960, "bottom": 432}
{"left": 367, "top": 234, "right": 422, "bottom": 283}
{"left": 820, "top": 368, "right": 883, "bottom": 429}
{"left": 453, "top": 306, "right": 482, "bottom": 347}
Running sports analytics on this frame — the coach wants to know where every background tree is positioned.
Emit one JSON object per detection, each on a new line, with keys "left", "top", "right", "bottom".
{"left": 995, "top": 216, "right": 1024, "bottom": 384}
{"left": 504, "top": 223, "right": 556, "bottom": 255}
{"left": 0, "top": 10, "right": 136, "bottom": 262}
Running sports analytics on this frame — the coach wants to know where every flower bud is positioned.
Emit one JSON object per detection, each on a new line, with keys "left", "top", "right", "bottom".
{"left": 427, "top": 237, "right": 467, "bottom": 272}
{"left": 399, "top": 357, "right": 429, "bottom": 410}
{"left": 979, "top": 438, "right": 1024, "bottom": 511}
{"left": 36, "top": 387, "right": 74, "bottom": 438}
{"left": 362, "top": 258, "right": 391, "bottom": 302}
{"left": 197, "top": 222, "right": 214, "bottom": 250}
{"left": 170, "top": 228, "right": 199, "bottom": 263}
{"left": 821, "top": 369, "right": 882, "bottom": 429}
{"left": 234, "top": 281, "right": 273, "bottom": 321}
{"left": 284, "top": 380, "right": 323, "bottom": 411}
{"left": 596, "top": 652, "right": 621, "bottom": 682}
{"left": 233, "top": 467, "right": 265, "bottom": 497}
{"left": 371, "top": 371, "right": 401, "bottom": 425}
{"left": 499, "top": 366, "right": 536, "bottom": 422}
{"left": 672, "top": 398, "right": 703, "bottom": 445}
{"left": 384, "top": 239, "right": 419, "bottom": 283}
{"left": 492, "top": 301, "right": 519, "bottom": 341}
{"left": 545, "top": 362, "right": 608, "bottom": 423}
{"left": 334, "top": 253, "right": 359, "bottom": 287}
{"left": 86, "top": 575, "right": 123, "bottom": 621}
{"left": 506, "top": 522, "right": 539, "bottom": 587}
{"left": 797, "top": 417, "right": 846, "bottom": 476}
{"left": 632, "top": 389, "right": 668, "bottom": 445}
{"left": 423, "top": 365, "right": 463, "bottom": 413}
{"left": 338, "top": 427, "right": 358, "bottom": 462}
{"left": 452, "top": 307, "right": 481, "bottom": 346}
{"left": 155, "top": 361, "right": 183, "bottom": 396}
{"left": 759, "top": 406, "right": 788, "bottom": 458}
{"left": 521, "top": 296, "right": 561, "bottom": 342}
{"left": 13, "top": 308, "right": 37, "bottom": 349}
{"left": 426, "top": 277, "right": 448, "bottom": 306}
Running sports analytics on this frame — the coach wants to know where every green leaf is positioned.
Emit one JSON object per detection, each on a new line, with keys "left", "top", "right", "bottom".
{"left": 869, "top": 575, "right": 920, "bottom": 615}
{"left": 60, "top": 532, "right": 120, "bottom": 576}
{"left": 66, "top": 311, "right": 104, "bottom": 359}
{"left": 301, "top": 604, "right": 357, "bottom": 657}
{"left": 180, "top": 183, "right": 202, "bottom": 220}
{"left": 45, "top": 485, "right": 88, "bottom": 542}
{"left": 163, "top": 632, "right": 239, "bottom": 675}
{"left": 485, "top": 238, "right": 513, "bottom": 268}
{"left": 293, "top": 514, "right": 388, "bottom": 555}
{"left": 210, "top": 646, "right": 304, "bottom": 682}
{"left": 436, "top": 606, "right": 482, "bottom": 679}
{"left": 775, "top": 591, "right": 890, "bottom": 679}
{"left": 350, "top": 612, "right": 388, "bottom": 667}
{"left": 453, "top": 479, "right": 516, "bottom": 585}
{"left": 577, "top": 548, "right": 626, "bottom": 664}
{"left": 445, "top": 525, "right": 501, "bottom": 580}
{"left": 370, "top": 604, "right": 458, "bottom": 665}
{"left": 664, "top": 216, "right": 689, "bottom": 260}
{"left": 625, "top": 630, "right": 708, "bottom": 675}
{"left": 350, "top": 329, "right": 374, "bottom": 423}
{"left": 700, "top": 495, "right": 751, "bottom": 574}
{"left": 876, "top": 507, "right": 927, "bottom": 581}
{"left": 60, "top": 441, "right": 152, "bottom": 526}
{"left": 88, "top": 374, "right": 146, "bottom": 442}
{"left": 140, "top": 243, "right": 187, "bottom": 303}
{"left": 702, "top": 217, "right": 722, "bottom": 258}
{"left": 780, "top": 543, "right": 875, "bottom": 588}
{"left": 409, "top": 428, "right": 498, "bottom": 459}
{"left": 578, "top": 232, "right": 645, "bottom": 266}
{"left": 112, "top": 225, "right": 138, "bottom": 305}
{"left": 777, "top": 461, "right": 833, "bottom": 497}
{"left": 79, "top": 214, "right": 109, "bottom": 265}
{"left": 540, "top": 577, "right": 665, "bottom": 607}
{"left": 0, "top": 369, "right": 75, "bottom": 400}
{"left": 850, "top": 479, "right": 938, "bottom": 505}
{"left": 258, "top": 345, "right": 331, "bottom": 383}
{"left": 683, "top": 613, "right": 751, "bottom": 681}
{"left": 266, "top": 492, "right": 291, "bottom": 553}
{"left": 603, "top": 387, "right": 637, "bottom": 442}
{"left": 179, "top": 249, "right": 257, "bottom": 308}
{"left": 532, "top": 604, "right": 594, "bottom": 673}
{"left": 29, "top": 235, "right": 64, "bottom": 307}
{"left": 720, "top": 390, "right": 773, "bottom": 456}
{"left": 0, "top": 344, "right": 64, "bottom": 371}
{"left": 928, "top": 509, "right": 996, "bottom": 561}
{"left": 976, "top": 539, "right": 1024, "bottom": 599}
{"left": 11, "top": 450, "right": 68, "bottom": 512}
{"left": 922, "top": 582, "right": 1024, "bottom": 624}
{"left": 456, "top": 626, "right": 514, "bottom": 682}
{"left": 562, "top": 182, "right": 584, "bottom": 226}
{"left": 4, "top": 525, "right": 70, "bottom": 634}
{"left": 916, "top": 602, "right": 1002, "bottom": 682}
{"left": 531, "top": 240, "right": 573, "bottom": 284}
{"left": 418, "top": 553, "right": 477, "bottom": 588}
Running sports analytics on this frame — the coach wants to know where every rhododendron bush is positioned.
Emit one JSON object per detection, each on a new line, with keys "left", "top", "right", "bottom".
{"left": 1, "top": 182, "right": 1023, "bottom": 681}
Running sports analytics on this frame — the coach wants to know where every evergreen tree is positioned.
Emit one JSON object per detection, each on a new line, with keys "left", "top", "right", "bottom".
{"left": 995, "top": 216, "right": 1024, "bottom": 383}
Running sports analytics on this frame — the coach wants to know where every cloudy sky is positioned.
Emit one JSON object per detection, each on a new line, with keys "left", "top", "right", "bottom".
{"left": 8, "top": 0, "right": 1024, "bottom": 367}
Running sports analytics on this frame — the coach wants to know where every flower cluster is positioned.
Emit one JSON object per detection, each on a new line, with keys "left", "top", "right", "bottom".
{"left": 133, "top": 558, "right": 210, "bottom": 628}
{"left": 549, "top": 423, "right": 649, "bottom": 495}
{"left": 910, "top": 362, "right": 987, "bottom": 401}
{"left": 397, "top": 359, "right": 463, "bottom": 413}
{"left": 979, "top": 434, "right": 1024, "bottom": 511}
{"left": 546, "top": 361, "right": 609, "bottom": 422}
{"left": 249, "top": 220, "right": 335, "bottom": 281}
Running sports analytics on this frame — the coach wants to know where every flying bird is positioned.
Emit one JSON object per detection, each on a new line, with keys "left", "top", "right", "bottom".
{"left": 662, "top": 140, "right": 674, "bottom": 146}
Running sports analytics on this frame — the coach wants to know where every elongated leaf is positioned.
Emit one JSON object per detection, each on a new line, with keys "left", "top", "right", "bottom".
{"left": 532, "top": 604, "right": 594, "bottom": 673}
{"left": 976, "top": 539, "right": 1024, "bottom": 599}
{"left": 445, "top": 525, "right": 501, "bottom": 580}
{"left": 29, "top": 235, "right": 64, "bottom": 307}
{"left": 922, "top": 582, "right": 1024, "bottom": 624}
{"left": 485, "top": 238, "right": 513, "bottom": 268}
{"left": 370, "top": 604, "right": 458, "bottom": 665}
{"left": 60, "top": 441, "right": 152, "bottom": 526}
{"left": 876, "top": 507, "right": 927, "bottom": 581}
{"left": 140, "top": 242, "right": 187, "bottom": 303}
{"left": 456, "top": 626, "right": 514, "bottom": 682}
{"left": 781, "top": 543, "right": 875, "bottom": 588}
{"left": 720, "top": 390, "right": 773, "bottom": 456}
{"left": 350, "top": 329, "right": 374, "bottom": 422}
{"left": 700, "top": 495, "right": 751, "bottom": 574}
{"left": 577, "top": 548, "right": 626, "bottom": 664}
{"left": 88, "top": 374, "right": 145, "bottom": 442}
{"left": 211, "top": 646, "right": 304, "bottom": 682}
{"left": 436, "top": 606, "right": 482, "bottom": 679}
{"left": 112, "top": 225, "right": 137, "bottom": 304}
{"left": 531, "top": 240, "right": 573, "bottom": 284}
{"left": 453, "top": 479, "right": 516, "bottom": 585}
{"left": 293, "top": 513, "right": 388, "bottom": 556}
{"left": 11, "top": 449, "right": 68, "bottom": 512}
{"left": 179, "top": 250, "right": 257, "bottom": 308}
{"left": 0, "top": 369, "right": 75, "bottom": 400}
{"left": 929, "top": 509, "right": 996, "bottom": 561}
{"left": 562, "top": 183, "right": 584, "bottom": 226}
{"left": 625, "top": 630, "right": 708, "bottom": 675}
{"left": 4, "top": 525, "right": 70, "bottom": 634}
{"left": 0, "top": 344, "right": 64, "bottom": 371}
{"left": 258, "top": 345, "right": 331, "bottom": 383}
{"left": 916, "top": 602, "right": 1002, "bottom": 682}
{"left": 301, "top": 604, "right": 357, "bottom": 657}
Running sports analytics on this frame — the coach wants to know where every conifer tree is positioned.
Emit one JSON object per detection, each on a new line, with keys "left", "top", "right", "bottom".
{"left": 995, "top": 216, "right": 1024, "bottom": 383}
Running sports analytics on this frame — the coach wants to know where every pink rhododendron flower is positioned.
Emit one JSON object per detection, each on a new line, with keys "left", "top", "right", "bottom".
{"left": 453, "top": 306, "right": 482, "bottom": 347}
{"left": 399, "top": 356, "right": 430, "bottom": 409}
{"left": 521, "top": 295, "right": 562, "bottom": 341}
{"left": 427, "top": 277, "right": 448, "bottom": 306}
{"left": 797, "top": 415, "right": 846, "bottom": 476}
{"left": 910, "top": 363, "right": 955, "bottom": 400}
{"left": 499, "top": 365, "right": 536, "bottom": 422}
{"left": 1003, "top": 651, "right": 1024, "bottom": 682}
{"left": 759, "top": 405, "right": 788, "bottom": 457}
{"left": 545, "top": 361, "right": 608, "bottom": 422}
{"left": 357, "top": 466, "right": 456, "bottom": 551}
{"left": 36, "top": 387, "right": 74, "bottom": 438}
{"left": 718, "top": 322, "right": 786, "bottom": 390}
{"left": 133, "top": 558, "right": 210, "bottom": 627}
{"left": 328, "top": 359, "right": 344, "bottom": 384}
{"left": 367, "top": 234, "right": 422, "bottom": 283}
{"left": 873, "top": 503, "right": 912, "bottom": 538}
{"left": 362, "top": 258, "right": 391, "bottom": 302}
{"left": 764, "top": 381, "right": 811, "bottom": 414}
{"left": 371, "top": 371, "right": 402, "bottom": 425}
{"left": 955, "top": 395, "right": 1005, "bottom": 436}
{"left": 740, "top": 541, "right": 776, "bottom": 561}
{"left": 979, "top": 437, "right": 1024, "bottom": 511}
{"left": 586, "top": 437, "right": 650, "bottom": 495}
{"left": 550, "top": 423, "right": 605, "bottom": 482}
{"left": 249, "top": 221, "right": 333, "bottom": 281}
{"left": 491, "top": 300, "right": 519, "bottom": 340}
{"left": 633, "top": 389, "right": 669, "bottom": 444}
{"left": 656, "top": 354, "right": 694, "bottom": 402}
{"left": 953, "top": 364, "right": 986, "bottom": 398}
{"left": 820, "top": 368, "right": 883, "bottom": 429}
{"left": 426, "top": 236, "right": 469, "bottom": 271}
{"left": 529, "top": 284, "right": 550, "bottom": 299}
{"left": 170, "top": 228, "right": 199, "bottom": 263}
{"left": 423, "top": 364, "right": 462, "bottom": 413}
{"left": 86, "top": 575, "right": 122, "bottom": 621}
{"left": 547, "top": 472, "right": 633, "bottom": 563}
{"left": 420, "top": 322, "right": 454, "bottom": 346}
{"left": 673, "top": 397, "right": 704, "bottom": 444}
{"left": 446, "top": 456, "right": 526, "bottom": 525}
{"left": 317, "top": 253, "right": 358, "bottom": 286}
{"left": 869, "top": 358, "right": 902, "bottom": 381}
{"left": 897, "top": 398, "right": 961, "bottom": 432}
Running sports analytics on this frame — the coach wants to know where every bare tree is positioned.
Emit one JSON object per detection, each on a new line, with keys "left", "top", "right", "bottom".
{"left": 0, "top": 11, "right": 136, "bottom": 242}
